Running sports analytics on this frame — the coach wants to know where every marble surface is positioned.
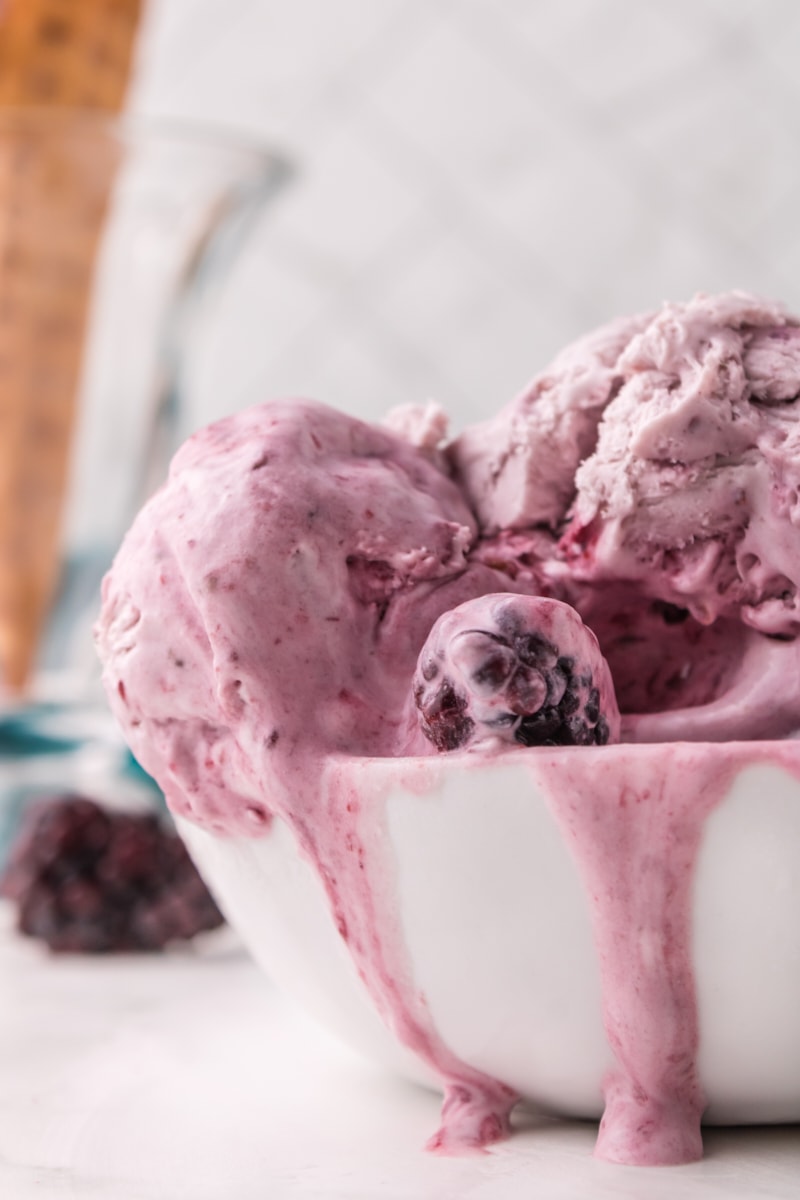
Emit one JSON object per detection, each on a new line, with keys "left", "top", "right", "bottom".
{"left": 1, "top": 905, "right": 798, "bottom": 1199}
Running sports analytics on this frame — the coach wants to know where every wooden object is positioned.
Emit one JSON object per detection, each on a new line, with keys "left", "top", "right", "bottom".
{"left": 0, "top": 0, "right": 144, "bottom": 690}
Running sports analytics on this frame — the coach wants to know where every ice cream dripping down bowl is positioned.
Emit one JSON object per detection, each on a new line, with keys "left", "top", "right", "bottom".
{"left": 175, "top": 744, "right": 800, "bottom": 1164}
{"left": 96, "top": 292, "right": 800, "bottom": 1166}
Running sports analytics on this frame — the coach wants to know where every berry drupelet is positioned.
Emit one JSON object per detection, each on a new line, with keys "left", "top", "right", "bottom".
{"left": 413, "top": 594, "right": 620, "bottom": 752}
{"left": 1, "top": 795, "right": 224, "bottom": 952}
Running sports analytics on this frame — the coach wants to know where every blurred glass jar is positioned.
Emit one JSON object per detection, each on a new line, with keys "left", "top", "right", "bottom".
{"left": 0, "top": 110, "right": 288, "bottom": 700}
{"left": 0, "top": 112, "right": 288, "bottom": 846}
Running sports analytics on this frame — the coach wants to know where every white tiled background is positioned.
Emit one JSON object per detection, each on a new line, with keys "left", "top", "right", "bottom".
{"left": 131, "top": 0, "right": 800, "bottom": 433}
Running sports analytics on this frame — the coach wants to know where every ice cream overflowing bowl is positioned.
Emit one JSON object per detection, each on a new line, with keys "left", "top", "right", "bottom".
{"left": 176, "top": 746, "right": 800, "bottom": 1165}
{"left": 96, "top": 291, "right": 800, "bottom": 1165}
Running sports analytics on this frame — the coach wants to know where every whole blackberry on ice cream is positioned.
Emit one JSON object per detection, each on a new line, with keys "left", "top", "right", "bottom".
{"left": 413, "top": 594, "right": 620, "bottom": 752}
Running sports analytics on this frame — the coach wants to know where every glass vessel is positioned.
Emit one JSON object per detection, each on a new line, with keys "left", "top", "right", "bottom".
{"left": 0, "top": 111, "right": 289, "bottom": 854}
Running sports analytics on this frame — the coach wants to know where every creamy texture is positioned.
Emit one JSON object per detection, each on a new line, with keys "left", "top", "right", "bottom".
{"left": 96, "top": 292, "right": 800, "bottom": 1167}
{"left": 452, "top": 291, "right": 800, "bottom": 742}
{"left": 98, "top": 399, "right": 514, "bottom": 832}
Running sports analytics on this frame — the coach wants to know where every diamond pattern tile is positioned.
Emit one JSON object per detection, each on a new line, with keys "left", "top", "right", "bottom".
{"left": 132, "top": 0, "right": 800, "bottom": 427}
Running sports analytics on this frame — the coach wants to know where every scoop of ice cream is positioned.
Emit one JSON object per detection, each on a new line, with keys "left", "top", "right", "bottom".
{"left": 451, "top": 292, "right": 800, "bottom": 639}
{"left": 96, "top": 399, "right": 515, "bottom": 833}
{"left": 560, "top": 293, "right": 800, "bottom": 636}
{"left": 446, "top": 291, "right": 800, "bottom": 742}
{"left": 448, "top": 309, "right": 653, "bottom": 533}
{"left": 411, "top": 593, "right": 620, "bottom": 752}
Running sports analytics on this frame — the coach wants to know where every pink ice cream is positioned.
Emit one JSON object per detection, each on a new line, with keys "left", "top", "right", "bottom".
{"left": 452, "top": 291, "right": 800, "bottom": 742}
{"left": 98, "top": 399, "right": 514, "bottom": 828}
{"left": 96, "top": 291, "right": 800, "bottom": 1168}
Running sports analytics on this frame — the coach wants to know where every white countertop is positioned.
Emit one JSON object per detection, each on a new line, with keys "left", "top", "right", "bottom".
{"left": 1, "top": 904, "right": 798, "bottom": 1200}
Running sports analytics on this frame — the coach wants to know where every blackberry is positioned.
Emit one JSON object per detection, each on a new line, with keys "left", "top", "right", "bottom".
{"left": 1, "top": 796, "right": 223, "bottom": 953}
{"left": 413, "top": 594, "right": 619, "bottom": 751}
{"left": 414, "top": 680, "right": 475, "bottom": 752}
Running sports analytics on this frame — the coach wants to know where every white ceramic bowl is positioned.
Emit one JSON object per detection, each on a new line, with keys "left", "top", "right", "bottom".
{"left": 177, "top": 746, "right": 800, "bottom": 1127}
